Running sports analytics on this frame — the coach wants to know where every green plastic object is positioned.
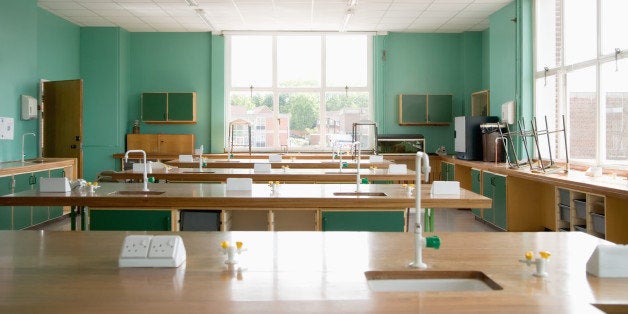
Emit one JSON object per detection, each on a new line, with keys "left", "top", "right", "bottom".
{"left": 148, "top": 177, "right": 155, "bottom": 183}
{"left": 426, "top": 236, "right": 440, "bottom": 249}
{"left": 361, "top": 178, "right": 369, "bottom": 184}
{"left": 342, "top": 162, "right": 348, "bottom": 168}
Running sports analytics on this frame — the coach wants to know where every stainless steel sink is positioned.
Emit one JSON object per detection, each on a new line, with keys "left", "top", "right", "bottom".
{"left": 109, "top": 191, "right": 165, "bottom": 196}
{"left": 333, "top": 192, "right": 387, "bottom": 197}
{"left": 365, "top": 270, "right": 502, "bottom": 292}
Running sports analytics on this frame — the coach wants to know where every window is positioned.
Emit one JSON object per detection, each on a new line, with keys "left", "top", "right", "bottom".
{"left": 534, "top": 0, "right": 628, "bottom": 167}
{"left": 226, "top": 33, "right": 372, "bottom": 152}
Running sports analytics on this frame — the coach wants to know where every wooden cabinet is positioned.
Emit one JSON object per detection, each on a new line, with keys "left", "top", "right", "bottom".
{"left": 0, "top": 159, "right": 76, "bottom": 230}
{"left": 481, "top": 171, "right": 507, "bottom": 230}
{"left": 398, "top": 94, "right": 452, "bottom": 126}
{"left": 89, "top": 209, "right": 172, "bottom": 231}
{"left": 555, "top": 187, "right": 606, "bottom": 239}
{"left": 321, "top": 210, "right": 405, "bottom": 232}
{"left": 142, "top": 92, "right": 197, "bottom": 124}
{"left": 126, "top": 134, "right": 195, "bottom": 155}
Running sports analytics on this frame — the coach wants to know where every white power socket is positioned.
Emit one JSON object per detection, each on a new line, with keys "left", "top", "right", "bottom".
{"left": 119, "top": 235, "right": 186, "bottom": 268}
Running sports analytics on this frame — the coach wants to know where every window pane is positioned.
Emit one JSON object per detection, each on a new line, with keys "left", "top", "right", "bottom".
{"left": 279, "top": 93, "right": 320, "bottom": 150}
{"left": 231, "top": 36, "right": 272, "bottom": 87}
{"left": 326, "top": 35, "right": 368, "bottom": 87}
{"left": 535, "top": 0, "right": 558, "bottom": 71}
{"left": 277, "top": 36, "right": 321, "bottom": 87}
{"left": 229, "top": 91, "right": 274, "bottom": 150}
{"left": 566, "top": 66, "right": 597, "bottom": 161}
{"left": 601, "top": 59, "right": 628, "bottom": 163}
{"left": 564, "top": 0, "right": 596, "bottom": 65}
{"left": 535, "top": 75, "right": 565, "bottom": 160}
{"left": 325, "top": 92, "right": 370, "bottom": 149}
{"left": 601, "top": 0, "right": 628, "bottom": 55}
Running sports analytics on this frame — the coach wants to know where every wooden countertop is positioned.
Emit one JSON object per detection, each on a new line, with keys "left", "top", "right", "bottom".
{"left": 0, "top": 230, "right": 624, "bottom": 313}
{"left": 439, "top": 156, "right": 628, "bottom": 200}
{"left": 166, "top": 158, "right": 393, "bottom": 169}
{"left": 0, "top": 158, "right": 76, "bottom": 177}
{"left": 110, "top": 167, "right": 417, "bottom": 183}
{"left": 0, "top": 182, "right": 491, "bottom": 210}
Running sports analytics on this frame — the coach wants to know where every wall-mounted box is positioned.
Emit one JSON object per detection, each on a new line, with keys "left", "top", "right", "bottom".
{"left": 142, "top": 92, "right": 196, "bottom": 124}
{"left": 398, "top": 94, "right": 452, "bottom": 126}
{"left": 21, "top": 95, "right": 37, "bottom": 120}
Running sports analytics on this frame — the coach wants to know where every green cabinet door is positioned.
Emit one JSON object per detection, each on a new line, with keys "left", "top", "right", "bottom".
{"left": 32, "top": 171, "right": 50, "bottom": 225}
{"left": 90, "top": 210, "right": 172, "bottom": 231}
{"left": 0, "top": 176, "right": 13, "bottom": 230}
{"left": 482, "top": 172, "right": 507, "bottom": 230}
{"left": 321, "top": 211, "right": 405, "bottom": 232}
{"left": 13, "top": 174, "right": 33, "bottom": 229}
{"left": 470, "top": 169, "right": 482, "bottom": 218}
{"left": 168, "top": 93, "right": 195, "bottom": 121}
{"left": 49, "top": 169, "right": 66, "bottom": 219}
{"left": 441, "top": 162, "right": 455, "bottom": 181}
{"left": 492, "top": 174, "right": 507, "bottom": 230}
{"left": 427, "top": 95, "right": 452, "bottom": 123}
{"left": 142, "top": 92, "right": 168, "bottom": 121}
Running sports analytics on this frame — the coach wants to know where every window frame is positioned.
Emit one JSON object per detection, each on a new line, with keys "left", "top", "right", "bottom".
{"left": 224, "top": 32, "right": 374, "bottom": 153}
{"left": 533, "top": 0, "right": 628, "bottom": 168}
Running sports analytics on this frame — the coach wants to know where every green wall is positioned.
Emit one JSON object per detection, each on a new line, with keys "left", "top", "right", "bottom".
{"left": 80, "top": 28, "right": 129, "bottom": 180}
{"left": 0, "top": 1, "right": 79, "bottom": 163}
{"left": 0, "top": 0, "right": 38, "bottom": 162}
{"left": 373, "top": 32, "right": 484, "bottom": 153}
{"left": 489, "top": 2, "right": 517, "bottom": 115}
{"left": 129, "top": 32, "right": 212, "bottom": 148}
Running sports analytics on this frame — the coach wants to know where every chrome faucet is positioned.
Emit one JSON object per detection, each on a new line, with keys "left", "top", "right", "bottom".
{"left": 409, "top": 151, "right": 440, "bottom": 269}
{"left": 21, "top": 133, "right": 36, "bottom": 162}
{"left": 123, "top": 149, "right": 149, "bottom": 191}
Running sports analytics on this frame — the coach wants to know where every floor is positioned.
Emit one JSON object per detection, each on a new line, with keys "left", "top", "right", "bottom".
{"left": 37, "top": 208, "right": 497, "bottom": 232}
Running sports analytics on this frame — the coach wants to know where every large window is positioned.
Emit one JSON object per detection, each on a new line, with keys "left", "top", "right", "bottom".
{"left": 534, "top": 0, "right": 628, "bottom": 167}
{"left": 226, "top": 33, "right": 372, "bottom": 152}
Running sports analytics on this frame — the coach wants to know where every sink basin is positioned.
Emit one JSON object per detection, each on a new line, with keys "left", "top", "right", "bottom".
{"left": 182, "top": 171, "right": 215, "bottom": 173}
{"left": 109, "top": 191, "right": 165, "bottom": 196}
{"left": 365, "top": 271, "right": 502, "bottom": 292}
{"left": 333, "top": 192, "right": 387, "bottom": 197}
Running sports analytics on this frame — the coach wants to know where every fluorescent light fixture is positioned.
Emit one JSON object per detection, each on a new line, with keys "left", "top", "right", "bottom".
{"left": 340, "top": 9, "right": 353, "bottom": 32}
{"left": 184, "top": 0, "right": 198, "bottom": 6}
{"left": 195, "top": 8, "right": 214, "bottom": 30}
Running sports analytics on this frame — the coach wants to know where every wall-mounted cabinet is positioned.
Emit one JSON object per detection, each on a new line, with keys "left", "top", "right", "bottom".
{"left": 398, "top": 94, "right": 452, "bottom": 126}
{"left": 141, "top": 92, "right": 197, "bottom": 124}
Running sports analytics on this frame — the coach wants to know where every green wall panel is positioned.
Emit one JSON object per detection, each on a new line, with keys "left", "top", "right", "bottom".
{"left": 90, "top": 210, "right": 172, "bottom": 231}
{"left": 0, "top": 0, "right": 38, "bottom": 163}
{"left": 373, "top": 32, "right": 483, "bottom": 154}
{"left": 37, "top": 9, "right": 80, "bottom": 81}
{"left": 129, "top": 32, "right": 211, "bottom": 148}
{"left": 489, "top": 2, "right": 516, "bottom": 115}
{"left": 322, "top": 211, "right": 405, "bottom": 232}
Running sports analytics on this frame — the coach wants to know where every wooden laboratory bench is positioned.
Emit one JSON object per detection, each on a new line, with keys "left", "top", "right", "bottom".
{"left": 0, "top": 182, "right": 490, "bottom": 231}
{"left": 434, "top": 156, "right": 628, "bottom": 244}
{"left": 166, "top": 158, "right": 393, "bottom": 169}
{"left": 109, "top": 167, "right": 417, "bottom": 183}
{"left": 0, "top": 158, "right": 76, "bottom": 178}
{"left": 1, "top": 230, "right": 625, "bottom": 313}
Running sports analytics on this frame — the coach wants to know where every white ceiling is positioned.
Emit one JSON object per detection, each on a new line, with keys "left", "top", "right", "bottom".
{"left": 37, "top": 0, "right": 511, "bottom": 33}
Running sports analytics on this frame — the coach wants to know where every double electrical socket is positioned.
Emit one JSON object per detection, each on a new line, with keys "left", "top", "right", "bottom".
{"left": 119, "top": 235, "right": 187, "bottom": 268}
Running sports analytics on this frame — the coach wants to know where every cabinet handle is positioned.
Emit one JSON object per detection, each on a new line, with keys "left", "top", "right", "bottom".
{"left": 29, "top": 175, "right": 36, "bottom": 185}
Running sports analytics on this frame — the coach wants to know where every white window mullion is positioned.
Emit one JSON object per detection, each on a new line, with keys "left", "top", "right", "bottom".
{"left": 320, "top": 35, "right": 328, "bottom": 149}
{"left": 272, "top": 35, "right": 280, "bottom": 150}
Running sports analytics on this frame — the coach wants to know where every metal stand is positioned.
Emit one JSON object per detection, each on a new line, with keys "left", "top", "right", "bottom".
{"left": 228, "top": 119, "right": 252, "bottom": 156}
{"left": 352, "top": 121, "right": 378, "bottom": 156}
{"left": 499, "top": 115, "right": 568, "bottom": 173}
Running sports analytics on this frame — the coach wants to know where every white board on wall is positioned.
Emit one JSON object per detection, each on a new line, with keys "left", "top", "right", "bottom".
{"left": 0, "top": 117, "right": 14, "bottom": 140}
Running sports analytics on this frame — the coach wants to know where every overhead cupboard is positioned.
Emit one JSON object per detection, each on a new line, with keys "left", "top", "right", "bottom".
{"left": 398, "top": 94, "right": 452, "bottom": 126}
{"left": 141, "top": 92, "right": 197, "bottom": 123}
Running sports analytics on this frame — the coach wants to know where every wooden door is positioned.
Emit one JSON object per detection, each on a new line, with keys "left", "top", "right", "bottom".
{"left": 42, "top": 80, "right": 83, "bottom": 178}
